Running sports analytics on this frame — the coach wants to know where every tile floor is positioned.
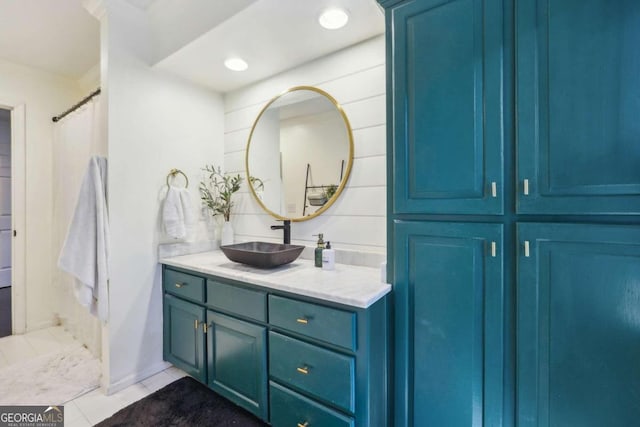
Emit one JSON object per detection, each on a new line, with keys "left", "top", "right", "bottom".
{"left": 0, "top": 326, "right": 187, "bottom": 426}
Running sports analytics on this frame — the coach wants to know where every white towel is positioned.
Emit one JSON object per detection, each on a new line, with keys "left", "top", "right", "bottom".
{"left": 58, "top": 156, "right": 109, "bottom": 322}
{"left": 180, "top": 188, "right": 195, "bottom": 228}
{"left": 163, "top": 186, "right": 193, "bottom": 239}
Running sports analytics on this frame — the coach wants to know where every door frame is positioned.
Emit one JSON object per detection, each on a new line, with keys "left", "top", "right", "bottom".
{"left": 0, "top": 100, "right": 26, "bottom": 334}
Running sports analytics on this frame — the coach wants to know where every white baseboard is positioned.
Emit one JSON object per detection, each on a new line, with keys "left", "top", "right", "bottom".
{"left": 104, "top": 360, "right": 171, "bottom": 395}
{"left": 27, "top": 319, "right": 58, "bottom": 333}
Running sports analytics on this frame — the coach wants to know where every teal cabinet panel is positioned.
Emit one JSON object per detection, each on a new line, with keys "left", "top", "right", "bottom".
{"left": 394, "top": 221, "right": 504, "bottom": 427}
{"left": 517, "top": 0, "right": 640, "bottom": 214}
{"left": 162, "top": 294, "right": 206, "bottom": 382}
{"left": 164, "top": 268, "right": 205, "bottom": 303}
{"left": 207, "top": 310, "right": 267, "bottom": 420}
{"left": 391, "top": 0, "right": 504, "bottom": 214}
{"left": 270, "top": 381, "right": 354, "bottom": 427}
{"left": 269, "top": 295, "right": 356, "bottom": 351}
{"left": 269, "top": 331, "right": 355, "bottom": 413}
{"left": 206, "top": 279, "right": 267, "bottom": 322}
{"left": 518, "top": 223, "right": 640, "bottom": 426}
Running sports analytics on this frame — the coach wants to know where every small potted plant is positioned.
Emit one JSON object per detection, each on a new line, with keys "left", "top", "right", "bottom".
{"left": 199, "top": 165, "right": 242, "bottom": 245}
{"left": 324, "top": 184, "right": 338, "bottom": 200}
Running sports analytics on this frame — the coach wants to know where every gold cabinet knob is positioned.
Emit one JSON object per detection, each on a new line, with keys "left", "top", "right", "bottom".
{"left": 175, "top": 283, "right": 184, "bottom": 288}
{"left": 296, "top": 366, "right": 309, "bottom": 375}
{"left": 296, "top": 317, "right": 308, "bottom": 324}
{"left": 297, "top": 422, "right": 309, "bottom": 427}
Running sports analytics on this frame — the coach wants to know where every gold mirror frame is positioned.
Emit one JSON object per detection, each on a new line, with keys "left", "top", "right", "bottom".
{"left": 245, "top": 86, "right": 354, "bottom": 222}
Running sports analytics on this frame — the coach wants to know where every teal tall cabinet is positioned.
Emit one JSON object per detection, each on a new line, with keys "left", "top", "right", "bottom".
{"left": 378, "top": 0, "right": 640, "bottom": 426}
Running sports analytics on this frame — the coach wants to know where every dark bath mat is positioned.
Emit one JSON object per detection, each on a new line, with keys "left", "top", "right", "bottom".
{"left": 95, "top": 376, "right": 269, "bottom": 427}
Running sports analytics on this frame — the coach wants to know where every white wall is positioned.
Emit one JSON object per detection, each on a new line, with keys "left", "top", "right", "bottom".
{"left": 102, "top": 1, "right": 224, "bottom": 391}
{"left": 224, "top": 35, "right": 386, "bottom": 253}
{"left": 0, "top": 58, "right": 81, "bottom": 331}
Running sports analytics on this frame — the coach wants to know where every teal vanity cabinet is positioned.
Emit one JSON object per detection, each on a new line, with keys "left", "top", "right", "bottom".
{"left": 516, "top": 0, "right": 640, "bottom": 214}
{"left": 518, "top": 223, "right": 640, "bottom": 426}
{"left": 379, "top": 0, "right": 640, "bottom": 425}
{"left": 162, "top": 263, "right": 389, "bottom": 426}
{"left": 162, "top": 268, "right": 268, "bottom": 419}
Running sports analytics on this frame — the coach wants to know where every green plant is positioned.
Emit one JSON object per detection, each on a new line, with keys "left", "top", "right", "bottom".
{"left": 199, "top": 165, "right": 242, "bottom": 222}
{"left": 324, "top": 184, "right": 338, "bottom": 200}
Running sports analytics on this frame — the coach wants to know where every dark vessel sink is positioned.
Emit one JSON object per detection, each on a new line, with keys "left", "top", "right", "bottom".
{"left": 220, "top": 241, "right": 305, "bottom": 269}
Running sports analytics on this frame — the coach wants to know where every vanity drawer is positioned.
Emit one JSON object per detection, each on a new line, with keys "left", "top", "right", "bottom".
{"left": 164, "top": 269, "right": 205, "bottom": 303}
{"left": 270, "top": 381, "right": 354, "bottom": 427}
{"left": 268, "top": 295, "right": 356, "bottom": 351}
{"left": 269, "top": 331, "right": 354, "bottom": 413}
{"left": 206, "top": 280, "right": 267, "bottom": 322}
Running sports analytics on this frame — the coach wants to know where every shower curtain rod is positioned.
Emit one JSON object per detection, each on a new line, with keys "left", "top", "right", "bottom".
{"left": 52, "top": 88, "right": 101, "bottom": 122}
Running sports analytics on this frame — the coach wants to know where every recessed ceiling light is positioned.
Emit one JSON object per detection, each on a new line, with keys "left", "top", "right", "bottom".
{"left": 224, "top": 58, "right": 248, "bottom": 71}
{"left": 318, "top": 8, "right": 349, "bottom": 30}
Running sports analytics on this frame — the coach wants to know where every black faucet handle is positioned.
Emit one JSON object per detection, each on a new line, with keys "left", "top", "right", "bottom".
{"left": 270, "top": 219, "right": 291, "bottom": 244}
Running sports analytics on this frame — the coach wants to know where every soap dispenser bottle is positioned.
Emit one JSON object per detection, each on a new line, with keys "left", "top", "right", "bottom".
{"left": 314, "top": 234, "right": 325, "bottom": 267}
{"left": 322, "top": 241, "right": 335, "bottom": 270}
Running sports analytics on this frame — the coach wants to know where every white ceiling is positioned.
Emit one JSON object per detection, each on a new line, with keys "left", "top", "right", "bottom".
{"left": 0, "top": 0, "right": 384, "bottom": 92}
{"left": 155, "top": 0, "right": 385, "bottom": 92}
{"left": 0, "top": 0, "right": 99, "bottom": 79}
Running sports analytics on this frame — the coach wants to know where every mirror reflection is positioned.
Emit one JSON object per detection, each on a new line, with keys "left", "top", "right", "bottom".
{"left": 246, "top": 86, "right": 353, "bottom": 221}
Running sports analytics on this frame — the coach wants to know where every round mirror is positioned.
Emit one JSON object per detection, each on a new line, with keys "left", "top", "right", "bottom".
{"left": 246, "top": 86, "right": 353, "bottom": 222}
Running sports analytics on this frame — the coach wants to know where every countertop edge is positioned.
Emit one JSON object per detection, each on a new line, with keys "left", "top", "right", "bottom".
{"left": 160, "top": 255, "right": 391, "bottom": 309}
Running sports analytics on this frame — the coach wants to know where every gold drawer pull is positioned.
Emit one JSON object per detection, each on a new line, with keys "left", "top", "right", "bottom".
{"left": 175, "top": 283, "right": 185, "bottom": 288}
{"left": 296, "top": 366, "right": 309, "bottom": 375}
{"left": 296, "top": 317, "right": 308, "bottom": 324}
{"left": 194, "top": 320, "right": 199, "bottom": 330}
{"left": 297, "top": 422, "right": 309, "bottom": 427}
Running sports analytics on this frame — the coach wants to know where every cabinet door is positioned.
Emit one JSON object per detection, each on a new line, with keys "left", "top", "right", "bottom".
{"left": 394, "top": 221, "right": 504, "bottom": 426}
{"left": 517, "top": 0, "right": 640, "bottom": 214}
{"left": 207, "top": 311, "right": 267, "bottom": 420}
{"left": 163, "top": 294, "right": 206, "bottom": 382}
{"left": 518, "top": 223, "right": 640, "bottom": 426}
{"left": 390, "top": 0, "right": 504, "bottom": 215}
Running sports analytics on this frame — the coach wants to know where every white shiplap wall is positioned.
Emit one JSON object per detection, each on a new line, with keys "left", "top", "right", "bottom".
{"left": 223, "top": 35, "right": 386, "bottom": 254}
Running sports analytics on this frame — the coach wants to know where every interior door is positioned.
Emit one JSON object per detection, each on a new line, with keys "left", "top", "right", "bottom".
{"left": 0, "top": 122, "right": 11, "bottom": 288}
{"left": 0, "top": 109, "right": 11, "bottom": 338}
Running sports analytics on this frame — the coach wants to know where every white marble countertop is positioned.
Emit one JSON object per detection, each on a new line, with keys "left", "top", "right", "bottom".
{"left": 160, "top": 250, "right": 391, "bottom": 309}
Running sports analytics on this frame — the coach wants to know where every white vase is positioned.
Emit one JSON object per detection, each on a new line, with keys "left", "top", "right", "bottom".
{"left": 221, "top": 221, "right": 234, "bottom": 246}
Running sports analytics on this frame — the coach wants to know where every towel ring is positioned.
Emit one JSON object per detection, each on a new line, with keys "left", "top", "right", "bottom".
{"left": 166, "top": 168, "right": 189, "bottom": 188}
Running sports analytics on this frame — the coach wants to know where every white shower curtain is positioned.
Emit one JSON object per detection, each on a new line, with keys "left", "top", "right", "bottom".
{"left": 52, "top": 95, "right": 105, "bottom": 358}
